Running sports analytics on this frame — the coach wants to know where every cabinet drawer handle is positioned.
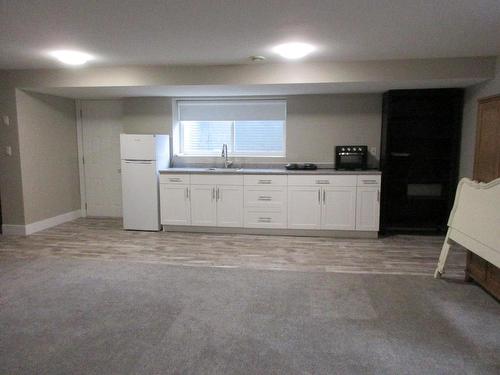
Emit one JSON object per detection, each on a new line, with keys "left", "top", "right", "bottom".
{"left": 361, "top": 180, "right": 378, "bottom": 184}
{"left": 169, "top": 177, "right": 181, "bottom": 182}
{"left": 258, "top": 196, "right": 272, "bottom": 201}
{"left": 258, "top": 217, "right": 272, "bottom": 222}
{"left": 258, "top": 180, "right": 272, "bottom": 184}
{"left": 316, "top": 180, "right": 330, "bottom": 184}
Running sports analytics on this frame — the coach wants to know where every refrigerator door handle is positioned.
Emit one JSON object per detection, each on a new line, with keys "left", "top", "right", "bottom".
{"left": 124, "top": 160, "right": 153, "bottom": 164}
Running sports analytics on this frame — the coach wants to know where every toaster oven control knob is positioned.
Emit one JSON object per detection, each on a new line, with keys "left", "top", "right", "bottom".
{"left": 341, "top": 147, "right": 345, "bottom": 151}
{"left": 358, "top": 147, "right": 362, "bottom": 151}
{"left": 347, "top": 147, "right": 351, "bottom": 151}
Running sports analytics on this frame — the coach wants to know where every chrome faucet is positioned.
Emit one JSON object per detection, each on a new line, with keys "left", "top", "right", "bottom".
{"left": 221, "top": 144, "right": 233, "bottom": 168}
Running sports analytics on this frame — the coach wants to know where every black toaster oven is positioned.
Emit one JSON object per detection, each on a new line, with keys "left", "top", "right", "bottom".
{"left": 335, "top": 145, "right": 368, "bottom": 170}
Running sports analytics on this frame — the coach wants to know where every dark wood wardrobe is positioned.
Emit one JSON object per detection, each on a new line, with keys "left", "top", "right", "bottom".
{"left": 380, "top": 89, "right": 464, "bottom": 233}
{"left": 467, "top": 95, "right": 500, "bottom": 299}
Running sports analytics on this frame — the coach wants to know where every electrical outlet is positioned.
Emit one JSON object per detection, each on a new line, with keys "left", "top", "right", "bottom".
{"left": 5, "top": 146, "right": 12, "bottom": 156}
{"left": 370, "top": 147, "right": 377, "bottom": 155}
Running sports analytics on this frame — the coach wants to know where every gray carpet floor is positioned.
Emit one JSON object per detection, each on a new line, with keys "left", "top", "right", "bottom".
{"left": 0, "top": 257, "right": 499, "bottom": 375}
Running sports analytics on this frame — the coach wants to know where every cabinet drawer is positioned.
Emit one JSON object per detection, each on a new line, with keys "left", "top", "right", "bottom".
{"left": 357, "top": 175, "right": 381, "bottom": 186}
{"left": 159, "top": 174, "right": 190, "bottom": 184}
{"left": 287, "top": 175, "right": 357, "bottom": 187}
{"left": 190, "top": 174, "right": 243, "bottom": 185}
{"left": 244, "top": 186, "right": 286, "bottom": 209}
{"left": 244, "top": 210, "right": 287, "bottom": 228}
{"left": 244, "top": 175, "right": 287, "bottom": 186}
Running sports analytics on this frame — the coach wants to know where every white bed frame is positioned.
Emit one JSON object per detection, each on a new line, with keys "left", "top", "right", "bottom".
{"left": 435, "top": 177, "right": 500, "bottom": 278}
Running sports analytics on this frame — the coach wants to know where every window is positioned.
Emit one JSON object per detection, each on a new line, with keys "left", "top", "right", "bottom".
{"left": 176, "top": 99, "right": 286, "bottom": 156}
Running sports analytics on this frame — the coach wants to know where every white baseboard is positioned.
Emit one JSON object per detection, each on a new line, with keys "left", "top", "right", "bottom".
{"left": 2, "top": 209, "right": 81, "bottom": 236}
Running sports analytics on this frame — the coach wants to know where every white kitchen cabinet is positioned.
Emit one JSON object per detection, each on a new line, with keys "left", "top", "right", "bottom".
{"left": 287, "top": 186, "right": 322, "bottom": 229}
{"left": 356, "top": 186, "right": 380, "bottom": 231}
{"left": 190, "top": 184, "right": 217, "bottom": 226}
{"left": 160, "top": 172, "right": 381, "bottom": 234}
{"left": 288, "top": 186, "right": 357, "bottom": 230}
{"left": 160, "top": 184, "right": 191, "bottom": 225}
{"left": 321, "top": 187, "right": 357, "bottom": 230}
{"left": 217, "top": 185, "right": 243, "bottom": 227}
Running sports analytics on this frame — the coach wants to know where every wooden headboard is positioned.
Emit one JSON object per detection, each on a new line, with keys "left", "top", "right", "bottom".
{"left": 435, "top": 177, "right": 500, "bottom": 278}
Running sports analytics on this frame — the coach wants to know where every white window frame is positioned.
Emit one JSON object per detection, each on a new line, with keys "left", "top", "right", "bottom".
{"left": 172, "top": 98, "right": 287, "bottom": 158}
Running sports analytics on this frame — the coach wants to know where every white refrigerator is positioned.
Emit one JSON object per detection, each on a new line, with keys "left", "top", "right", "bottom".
{"left": 120, "top": 134, "right": 170, "bottom": 231}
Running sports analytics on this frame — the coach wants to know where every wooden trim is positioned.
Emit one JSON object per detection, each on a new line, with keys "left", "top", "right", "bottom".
{"left": 477, "top": 94, "right": 500, "bottom": 104}
{"left": 472, "top": 95, "right": 500, "bottom": 180}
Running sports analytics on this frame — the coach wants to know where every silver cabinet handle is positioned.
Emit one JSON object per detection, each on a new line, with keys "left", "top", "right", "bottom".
{"left": 169, "top": 177, "right": 181, "bottom": 182}
{"left": 258, "top": 196, "right": 272, "bottom": 201}
{"left": 361, "top": 180, "right": 378, "bottom": 184}
{"left": 185, "top": 187, "right": 189, "bottom": 200}
{"left": 377, "top": 190, "right": 380, "bottom": 202}
{"left": 258, "top": 217, "right": 272, "bottom": 222}
{"left": 318, "top": 189, "right": 321, "bottom": 204}
{"left": 212, "top": 187, "right": 215, "bottom": 201}
{"left": 316, "top": 180, "right": 330, "bottom": 184}
{"left": 217, "top": 187, "right": 220, "bottom": 201}
{"left": 323, "top": 190, "right": 326, "bottom": 203}
{"left": 258, "top": 179, "right": 272, "bottom": 184}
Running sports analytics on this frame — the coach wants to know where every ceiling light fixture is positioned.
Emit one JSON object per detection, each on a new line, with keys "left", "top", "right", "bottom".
{"left": 49, "top": 50, "right": 94, "bottom": 65}
{"left": 249, "top": 55, "right": 266, "bottom": 62}
{"left": 272, "top": 42, "right": 315, "bottom": 59}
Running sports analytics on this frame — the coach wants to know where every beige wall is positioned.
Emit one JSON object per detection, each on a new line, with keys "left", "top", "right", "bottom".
{"left": 119, "top": 94, "right": 381, "bottom": 168}
{"left": 122, "top": 97, "right": 172, "bottom": 134}
{"left": 0, "top": 83, "right": 25, "bottom": 225}
{"left": 460, "top": 57, "right": 500, "bottom": 178}
{"left": 16, "top": 90, "right": 80, "bottom": 224}
{"left": 6, "top": 57, "right": 495, "bottom": 89}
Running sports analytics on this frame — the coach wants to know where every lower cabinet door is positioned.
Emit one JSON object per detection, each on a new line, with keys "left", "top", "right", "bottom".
{"left": 160, "top": 184, "right": 191, "bottom": 225}
{"left": 356, "top": 187, "right": 380, "bottom": 231}
{"left": 287, "top": 186, "right": 322, "bottom": 229}
{"left": 321, "top": 187, "right": 357, "bottom": 230}
{"left": 190, "top": 184, "right": 217, "bottom": 226}
{"left": 216, "top": 185, "right": 243, "bottom": 227}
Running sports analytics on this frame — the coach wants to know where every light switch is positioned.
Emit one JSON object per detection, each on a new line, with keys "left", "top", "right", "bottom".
{"left": 2, "top": 115, "right": 9, "bottom": 126}
{"left": 5, "top": 146, "right": 12, "bottom": 156}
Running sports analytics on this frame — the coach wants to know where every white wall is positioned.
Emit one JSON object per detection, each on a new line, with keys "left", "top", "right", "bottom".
{"left": 460, "top": 57, "right": 500, "bottom": 178}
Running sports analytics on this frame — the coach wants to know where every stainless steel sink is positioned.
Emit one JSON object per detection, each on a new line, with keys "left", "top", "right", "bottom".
{"left": 205, "top": 167, "right": 243, "bottom": 172}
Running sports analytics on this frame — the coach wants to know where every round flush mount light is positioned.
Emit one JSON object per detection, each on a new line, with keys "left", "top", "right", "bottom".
{"left": 272, "top": 42, "right": 315, "bottom": 59}
{"left": 49, "top": 50, "right": 94, "bottom": 66}
{"left": 249, "top": 55, "right": 266, "bottom": 62}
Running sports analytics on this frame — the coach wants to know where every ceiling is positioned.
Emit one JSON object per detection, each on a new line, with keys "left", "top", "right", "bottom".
{"left": 1, "top": 0, "right": 500, "bottom": 69}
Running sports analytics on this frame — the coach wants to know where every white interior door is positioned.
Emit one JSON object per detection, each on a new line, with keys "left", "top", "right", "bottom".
{"left": 81, "top": 100, "right": 123, "bottom": 217}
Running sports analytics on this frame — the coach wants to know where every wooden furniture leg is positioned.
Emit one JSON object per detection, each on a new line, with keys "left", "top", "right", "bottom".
{"left": 434, "top": 230, "right": 452, "bottom": 278}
